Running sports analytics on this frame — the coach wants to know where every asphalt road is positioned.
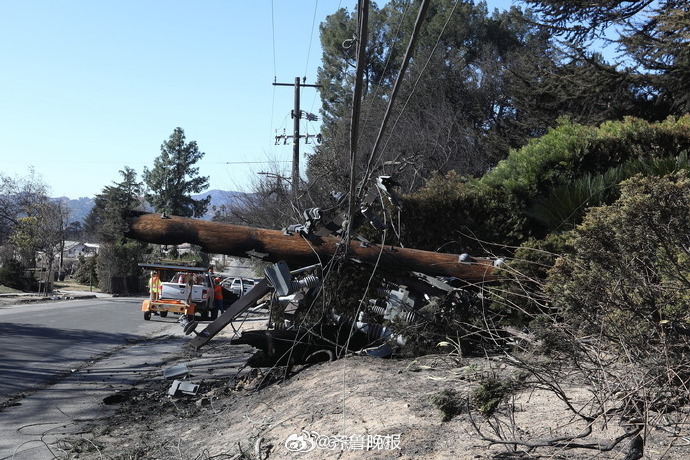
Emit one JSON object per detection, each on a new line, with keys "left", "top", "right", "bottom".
{"left": 0, "top": 295, "right": 187, "bottom": 459}
{"left": 0, "top": 296, "right": 182, "bottom": 401}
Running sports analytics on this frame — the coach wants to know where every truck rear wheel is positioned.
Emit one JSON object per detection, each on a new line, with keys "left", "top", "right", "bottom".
{"left": 160, "top": 311, "right": 168, "bottom": 318}
{"left": 144, "top": 311, "right": 151, "bottom": 321}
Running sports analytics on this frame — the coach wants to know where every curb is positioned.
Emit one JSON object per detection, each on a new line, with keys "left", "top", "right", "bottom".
{"left": 0, "top": 294, "right": 99, "bottom": 306}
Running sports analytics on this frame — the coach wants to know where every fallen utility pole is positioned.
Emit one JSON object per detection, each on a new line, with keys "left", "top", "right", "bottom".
{"left": 187, "top": 278, "right": 272, "bottom": 350}
{"left": 124, "top": 212, "right": 497, "bottom": 282}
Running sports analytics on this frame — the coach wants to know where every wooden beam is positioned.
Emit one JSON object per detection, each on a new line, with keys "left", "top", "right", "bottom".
{"left": 124, "top": 212, "right": 496, "bottom": 282}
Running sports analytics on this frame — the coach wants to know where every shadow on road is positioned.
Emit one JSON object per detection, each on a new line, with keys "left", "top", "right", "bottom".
{"left": 0, "top": 322, "right": 146, "bottom": 400}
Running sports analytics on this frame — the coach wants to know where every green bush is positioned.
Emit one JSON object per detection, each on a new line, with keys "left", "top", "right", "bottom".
{"left": 482, "top": 115, "right": 690, "bottom": 198}
{"left": 74, "top": 254, "right": 98, "bottom": 286}
{"left": 430, "top": 388, "right": 466, "bottom": 422}
{"left": 490, "top": 233, "right": 572, "bottom": 325}
{"left": 97, "top": 241, "right": 148, "bottom": 294}
{"left": 402, "top": 116, "right": 690, "bottom": 255}
{"left": 546, "top": 172, "right": 690, "bottom": 359}
{"left": 472, "top": 377, "right": 518, "bottom": 416}
{"left": 528, "top": 151, "right": 690, "bottom": 232}
{"left": 0, "top": 259, "right": 33, "bottom": 291}
{"left": 481, "top": 118, "right": 597, "bottom": 196}
{"left": 402, "top": 171, "right": 528, "bottom": 254}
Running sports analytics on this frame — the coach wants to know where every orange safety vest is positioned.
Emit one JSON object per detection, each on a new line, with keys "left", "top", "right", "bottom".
{"left": 149, "top": 276, "right": 162, "bottom": 293}
{"left": 214, "top": 284, "right": 223, "bottom": 300}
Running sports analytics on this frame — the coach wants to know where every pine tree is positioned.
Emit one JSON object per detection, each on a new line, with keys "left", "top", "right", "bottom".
{"left": 143, "top": 127, "right": 210, "bottom": 218}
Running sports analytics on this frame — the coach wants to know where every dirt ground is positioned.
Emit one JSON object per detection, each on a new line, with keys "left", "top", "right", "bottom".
{"left": 44, "top": 312, "right": 688, "bottom": 460}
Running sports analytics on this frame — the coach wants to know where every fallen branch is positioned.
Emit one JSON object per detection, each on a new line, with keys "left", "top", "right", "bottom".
{"left": 467, "top": 406, "right": 641, "bottom": 452}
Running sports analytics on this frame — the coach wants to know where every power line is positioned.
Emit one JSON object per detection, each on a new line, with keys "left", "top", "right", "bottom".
{"left": 304, "top": 0, "right": 320, "bottom": 79}
{"left": 271, "top": 0, "right": 277, "bottom": 77}
{"left": 345, "top": 0, "right": 370, "bottom": 243}
{"left": 359, "top": 0, "right": 412, "bottom": 139}
{"left": 218, "top": 161, "right": 290, "bottom": 165}
{"left": 359, "top": 0, "right": 432, "bottom": 198}
{"left": 379, "top": 0, "right": 462, "bottom": 165}
{"left": 305, "top": 0, "right": 323, "bottom": 115}
{"left": 270, "top": 1, "right": 279, "bottom": 150}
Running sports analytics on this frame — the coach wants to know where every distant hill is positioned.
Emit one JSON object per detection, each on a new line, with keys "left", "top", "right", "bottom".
{"left": 54, "top": 196, "right": 95, "bottom": 224}
{"left": 194, "top": 190, "right": 248, "bottom": 220}
{"left": 54, "top": 190, "right": 245, "bottom": 223}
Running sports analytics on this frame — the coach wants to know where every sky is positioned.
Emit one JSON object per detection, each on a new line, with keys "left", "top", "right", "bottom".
{"left": 0, "top": 0, "right": 515, "bottom": 199}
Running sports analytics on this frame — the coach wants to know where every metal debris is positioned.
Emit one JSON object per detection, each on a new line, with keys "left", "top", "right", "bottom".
{"left": 167, "top": 380, "right": 199, "bottom": 396}
{"left": 162, "top": 364, "right": 190, "bottom": 379}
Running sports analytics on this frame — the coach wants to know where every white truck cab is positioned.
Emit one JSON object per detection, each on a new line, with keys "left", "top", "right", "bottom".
{"left": 160, "top": 271, "right": 214, "bottom": 306}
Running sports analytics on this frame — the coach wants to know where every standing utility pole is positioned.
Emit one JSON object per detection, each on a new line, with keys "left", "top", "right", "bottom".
{"left": 273, "top": 77, "right": 320, "bottom": 197}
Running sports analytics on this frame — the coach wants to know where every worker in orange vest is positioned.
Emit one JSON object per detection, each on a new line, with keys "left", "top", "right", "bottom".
{"left": 214, "top": 277, "right": 224, "bottom": 315}
{"left": 148, "top": 271, "right": 162, "bottom": 301}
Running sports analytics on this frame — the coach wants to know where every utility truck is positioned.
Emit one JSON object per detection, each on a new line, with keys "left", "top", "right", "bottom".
{"left": 139, "top": 262, "right": 218, "bottom": 321}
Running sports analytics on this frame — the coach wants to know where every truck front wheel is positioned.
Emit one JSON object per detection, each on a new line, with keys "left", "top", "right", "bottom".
{"left": 144, "top": 311, "right": 151, "bottom": 321}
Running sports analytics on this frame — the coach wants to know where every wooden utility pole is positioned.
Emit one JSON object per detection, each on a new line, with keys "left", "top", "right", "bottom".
{"left": 124, "top": 212, "right": 497, "bottom": 282}
{"left": 273, "top": 77, "right": 320, "bottom": 197}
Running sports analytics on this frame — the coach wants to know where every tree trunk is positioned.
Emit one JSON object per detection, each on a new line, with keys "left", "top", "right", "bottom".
{"left": 124, "top": 212, "right": 497, "bottom": 282}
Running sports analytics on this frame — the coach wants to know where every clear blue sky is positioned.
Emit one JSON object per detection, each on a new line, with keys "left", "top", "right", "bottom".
{"left": 0, "top": 0, "right": 516, "bottom": 199}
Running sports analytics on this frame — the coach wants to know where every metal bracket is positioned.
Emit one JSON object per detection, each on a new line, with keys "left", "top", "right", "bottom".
{"left": 264, "top": 261, "right": 292, "bottom": 296}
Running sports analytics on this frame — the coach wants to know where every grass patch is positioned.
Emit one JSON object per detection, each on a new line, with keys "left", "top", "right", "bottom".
{"left": 431, "top": 388, "right": 467, "bottom": 422}
{"left": 0, "top": 285, "right": 21, "bottom": 294}
{"left": 472, "top": 377, "right": 518, "bottom": 416}
{"left": 53, "top": 278, "right": 101, "bottom": 293}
